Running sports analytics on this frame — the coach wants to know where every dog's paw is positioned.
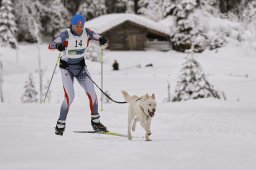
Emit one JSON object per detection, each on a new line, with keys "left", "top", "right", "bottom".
{"left": 147, "top": 132, "right": 151, "bottom": 136}
{"left": 128, "top": 136, "right": 132, "bottom": 140}
{"left": 146, "top": 138, "right": 152, "bottom": 141}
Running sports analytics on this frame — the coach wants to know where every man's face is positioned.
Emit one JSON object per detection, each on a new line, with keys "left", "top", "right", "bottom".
{"left": 73, "top": 24, "right": 83, "bottom": 35}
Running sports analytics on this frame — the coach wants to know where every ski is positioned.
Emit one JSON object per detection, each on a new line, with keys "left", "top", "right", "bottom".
{"left": 73, "top": 130, "right": 128, "bottom": 137}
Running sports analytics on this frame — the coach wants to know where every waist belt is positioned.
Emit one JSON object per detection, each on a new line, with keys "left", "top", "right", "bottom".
{"left": 59, "top": 58, "right": 86, "bottom": 69}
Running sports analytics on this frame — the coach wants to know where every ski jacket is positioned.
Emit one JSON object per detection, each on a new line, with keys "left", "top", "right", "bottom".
{"left": 50, "top": 27, "right": 101, "bottom": 64}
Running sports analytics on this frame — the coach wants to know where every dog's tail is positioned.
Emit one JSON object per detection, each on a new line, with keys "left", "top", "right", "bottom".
{"left": 121, "top": 90, "right": 131, "bottom": 102}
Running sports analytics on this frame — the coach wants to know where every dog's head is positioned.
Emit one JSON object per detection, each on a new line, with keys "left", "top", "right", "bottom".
{"left": 140, "top": 93, "right": 157, "bottom": 117}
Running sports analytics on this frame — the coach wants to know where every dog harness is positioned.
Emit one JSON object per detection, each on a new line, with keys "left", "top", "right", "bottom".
{"left": 136, "top": 98, "right": 150, "bottom": 119}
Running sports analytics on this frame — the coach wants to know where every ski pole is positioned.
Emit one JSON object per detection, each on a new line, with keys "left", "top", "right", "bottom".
{"left": 43, "top": 52, "right": 61, "bottom": 102}
{"left": 100, "top": 46, "right": 104, "bottom": 111}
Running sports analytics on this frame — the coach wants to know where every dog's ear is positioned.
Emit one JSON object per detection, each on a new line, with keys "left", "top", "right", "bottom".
{"left": 146, "top": 93, "right": 149, "bottom": 98}
{"left": 152, "top": 94, "right": 155, "bottom": 99}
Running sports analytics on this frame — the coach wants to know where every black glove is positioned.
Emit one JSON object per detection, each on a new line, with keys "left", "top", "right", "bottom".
{"left": 56, "top": 43, "right": 65, "bottom": 51}
{"left": 99, "top": 36, "right": 108, "bottom": 46}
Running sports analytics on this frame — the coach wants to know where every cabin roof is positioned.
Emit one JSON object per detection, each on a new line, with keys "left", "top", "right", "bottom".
{"left": 85, "top": 13, "right": 170, "bottom": 37}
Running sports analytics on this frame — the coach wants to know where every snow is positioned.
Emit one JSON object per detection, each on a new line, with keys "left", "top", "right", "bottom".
{"left": 158, "top": 16, "right": 176, "bottom": 27}
{"left": 0, "top": 40, "right": 256, "bottom": 170}
{"left": 85, "top": 13, "right": 170, "bottom": 35}
{"left": 158, "top": 16, "right": 176, "bottom": 35}
{"left": 191, "top": 10, "right": 241, "bottom": 38}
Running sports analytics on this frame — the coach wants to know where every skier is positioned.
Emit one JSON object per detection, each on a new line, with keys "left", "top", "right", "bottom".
{"left": 49, "top": 14, "right": 109, "bottom": 135}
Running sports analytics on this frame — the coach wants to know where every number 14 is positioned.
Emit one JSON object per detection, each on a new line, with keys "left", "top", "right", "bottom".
{"left": 75, "top": 40, "right": 82, "bottom": 47}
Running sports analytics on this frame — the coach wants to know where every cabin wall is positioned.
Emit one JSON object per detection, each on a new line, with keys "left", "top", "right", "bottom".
{"left": 103, "top": 21, "right": 170, "bottom": 51}
{"left": 104, "top": 22, "right": 146, "bottom": 50}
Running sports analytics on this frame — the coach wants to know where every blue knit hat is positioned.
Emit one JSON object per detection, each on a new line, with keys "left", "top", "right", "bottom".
{"left": 71, "top": 14, "right": 85, "bottom": 26}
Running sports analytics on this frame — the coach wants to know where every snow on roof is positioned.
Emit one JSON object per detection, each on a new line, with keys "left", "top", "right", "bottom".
{"left": 85, "top": 13, "right": 170, "bottom": 36}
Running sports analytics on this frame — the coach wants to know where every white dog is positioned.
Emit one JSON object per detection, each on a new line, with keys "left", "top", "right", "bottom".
{"left": 121, "top": 91, "right": 157, "bottom": 141}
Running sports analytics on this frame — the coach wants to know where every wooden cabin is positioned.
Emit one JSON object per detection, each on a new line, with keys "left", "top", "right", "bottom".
{"left": 86, "top": 14, "right": 171, "bottom": 51}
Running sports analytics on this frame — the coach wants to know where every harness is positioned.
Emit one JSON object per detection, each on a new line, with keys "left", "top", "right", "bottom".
{"left": 59, "top": 58, "right": 86, "bottom": 70}
{"left": 59, "top": 58, "right": 86, "bottom": 77}
{"left": 136, "top": 98, "right": 149, "bottom": 119}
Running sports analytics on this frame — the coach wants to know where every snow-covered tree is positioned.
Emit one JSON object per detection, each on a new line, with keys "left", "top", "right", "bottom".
{"left": 138, "top": 0, "right": 172, "bottom": 21}
{"left": 171, "top": 0, "right": 198, "bottom": 52}
{"left": 172, "top": 54, "right": 221, "bottom": 102}
{"left": 14, "top": 0, "right": 43, "bottom": 42}
{"left": 208, "top": 33, "right": 226, "bottom": 50}
{"left": 126, "top": 0, "right": 134, "bottom": 13}
{"left": 167, "top": 0, "right": 210, "bottom": 52}
{"left": 192, "top": 31, "right": 208, "bottom": 52}
{"left": 241, "top": 1, "right": 256, "bottom": 26}
{"left": 14, "top": 0, "right": 69, "bottom": 42}
{"left": 40, "top": 0, "right": 70, "bottom": 38}
{"left": 240, "top": 1, "right": 256, "bottom": 45}
{"left": 62, "top": 0, "right": 83, "bottom": 15}
{"left": 164, "top": 0, "right": 176, "bottom": 17}
{"left": 105, "top": 0, "right": 127, "bottom": 14}
{"left": 218, "top": 0, "right": 243, "bottom": 14}
{"left": 21, "top": 73, "right": 38, "bottom": 103}
{"left": 79, "top": 0, "right": 106, "bottom": 20}
{"left": 199, "top": 0, "right": 219, "bottom": 15}
{"left": 0, "top": 0, "right": 17, "bottom": 48}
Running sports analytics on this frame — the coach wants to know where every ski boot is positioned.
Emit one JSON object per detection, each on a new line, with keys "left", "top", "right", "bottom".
{"left": 91, "top": 115, "right": 108, "bottom": 132}
{"left": 91, "top": 120, "right": 108, "bottom": 132}
{"left": 55, "top": 120, "right": 66, "bottom": 136}
{"left": 91, "top": 115, "right": 107, "bottom": 132}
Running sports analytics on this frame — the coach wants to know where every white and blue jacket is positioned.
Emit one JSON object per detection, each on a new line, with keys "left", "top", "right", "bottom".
{"left": 50, "top": 27, "right": 101, "bottom": 64}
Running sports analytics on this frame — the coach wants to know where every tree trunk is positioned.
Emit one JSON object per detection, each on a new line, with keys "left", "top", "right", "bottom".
{"left": 134, "top": 0, "right": 139, "bottom": 14}
{"left": 219, "top": 0, "right": 242, "bottom": 13}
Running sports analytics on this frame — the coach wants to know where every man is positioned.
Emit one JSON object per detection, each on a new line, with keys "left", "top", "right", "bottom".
{"left": 49, "top": 14, "right": 108, "bottom": 136}
{"left": 112, "top": 60, "right": 119, "bottom": 70}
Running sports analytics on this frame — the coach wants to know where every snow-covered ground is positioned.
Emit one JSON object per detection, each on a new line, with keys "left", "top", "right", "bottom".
{"left": 0, "top": 41, "right": 256, "bottom": 170}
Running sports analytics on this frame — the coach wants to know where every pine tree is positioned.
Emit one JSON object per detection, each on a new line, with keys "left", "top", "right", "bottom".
{"left": 241, "top": 1, "right": 256, "bottom": 25}
{"left": 14, "top": 0, "right": 69, "bottom": 42}
{"left": 0, "top": 0, "right": 17, "bottom": 48}
{"left": 21, "top": 73, "right": 38, "bottom": 103}
{"left": 41, "top": 0, "right": 70, "bottom": 38}
{"left": 138, "top": 0, "right": 171, "bottom": 21}
{"left": 199, "top": 0, "right": 219, "bottom": 15}
{"left": 171, "top": 0, "right": 198, "bottom": 52}
{"left": 172, "top": 54, "right": 221, "bottom": 102}
{"left": 218, "top": 0, "right": 242, "bottom": 14}
{"left": 61, "top": 0, "right": 82, "bottom": 15}
{"left": 14, "top": 0, "right": 42, "bottom": 42}
{"left": 105, "top": 0, "right": 127, "bottom": 14}
{"left": 126, "top": 0, "right": 134, "bottom": 13}
{"left": 79, "top": 0, "right": 106, "bottom": 20}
